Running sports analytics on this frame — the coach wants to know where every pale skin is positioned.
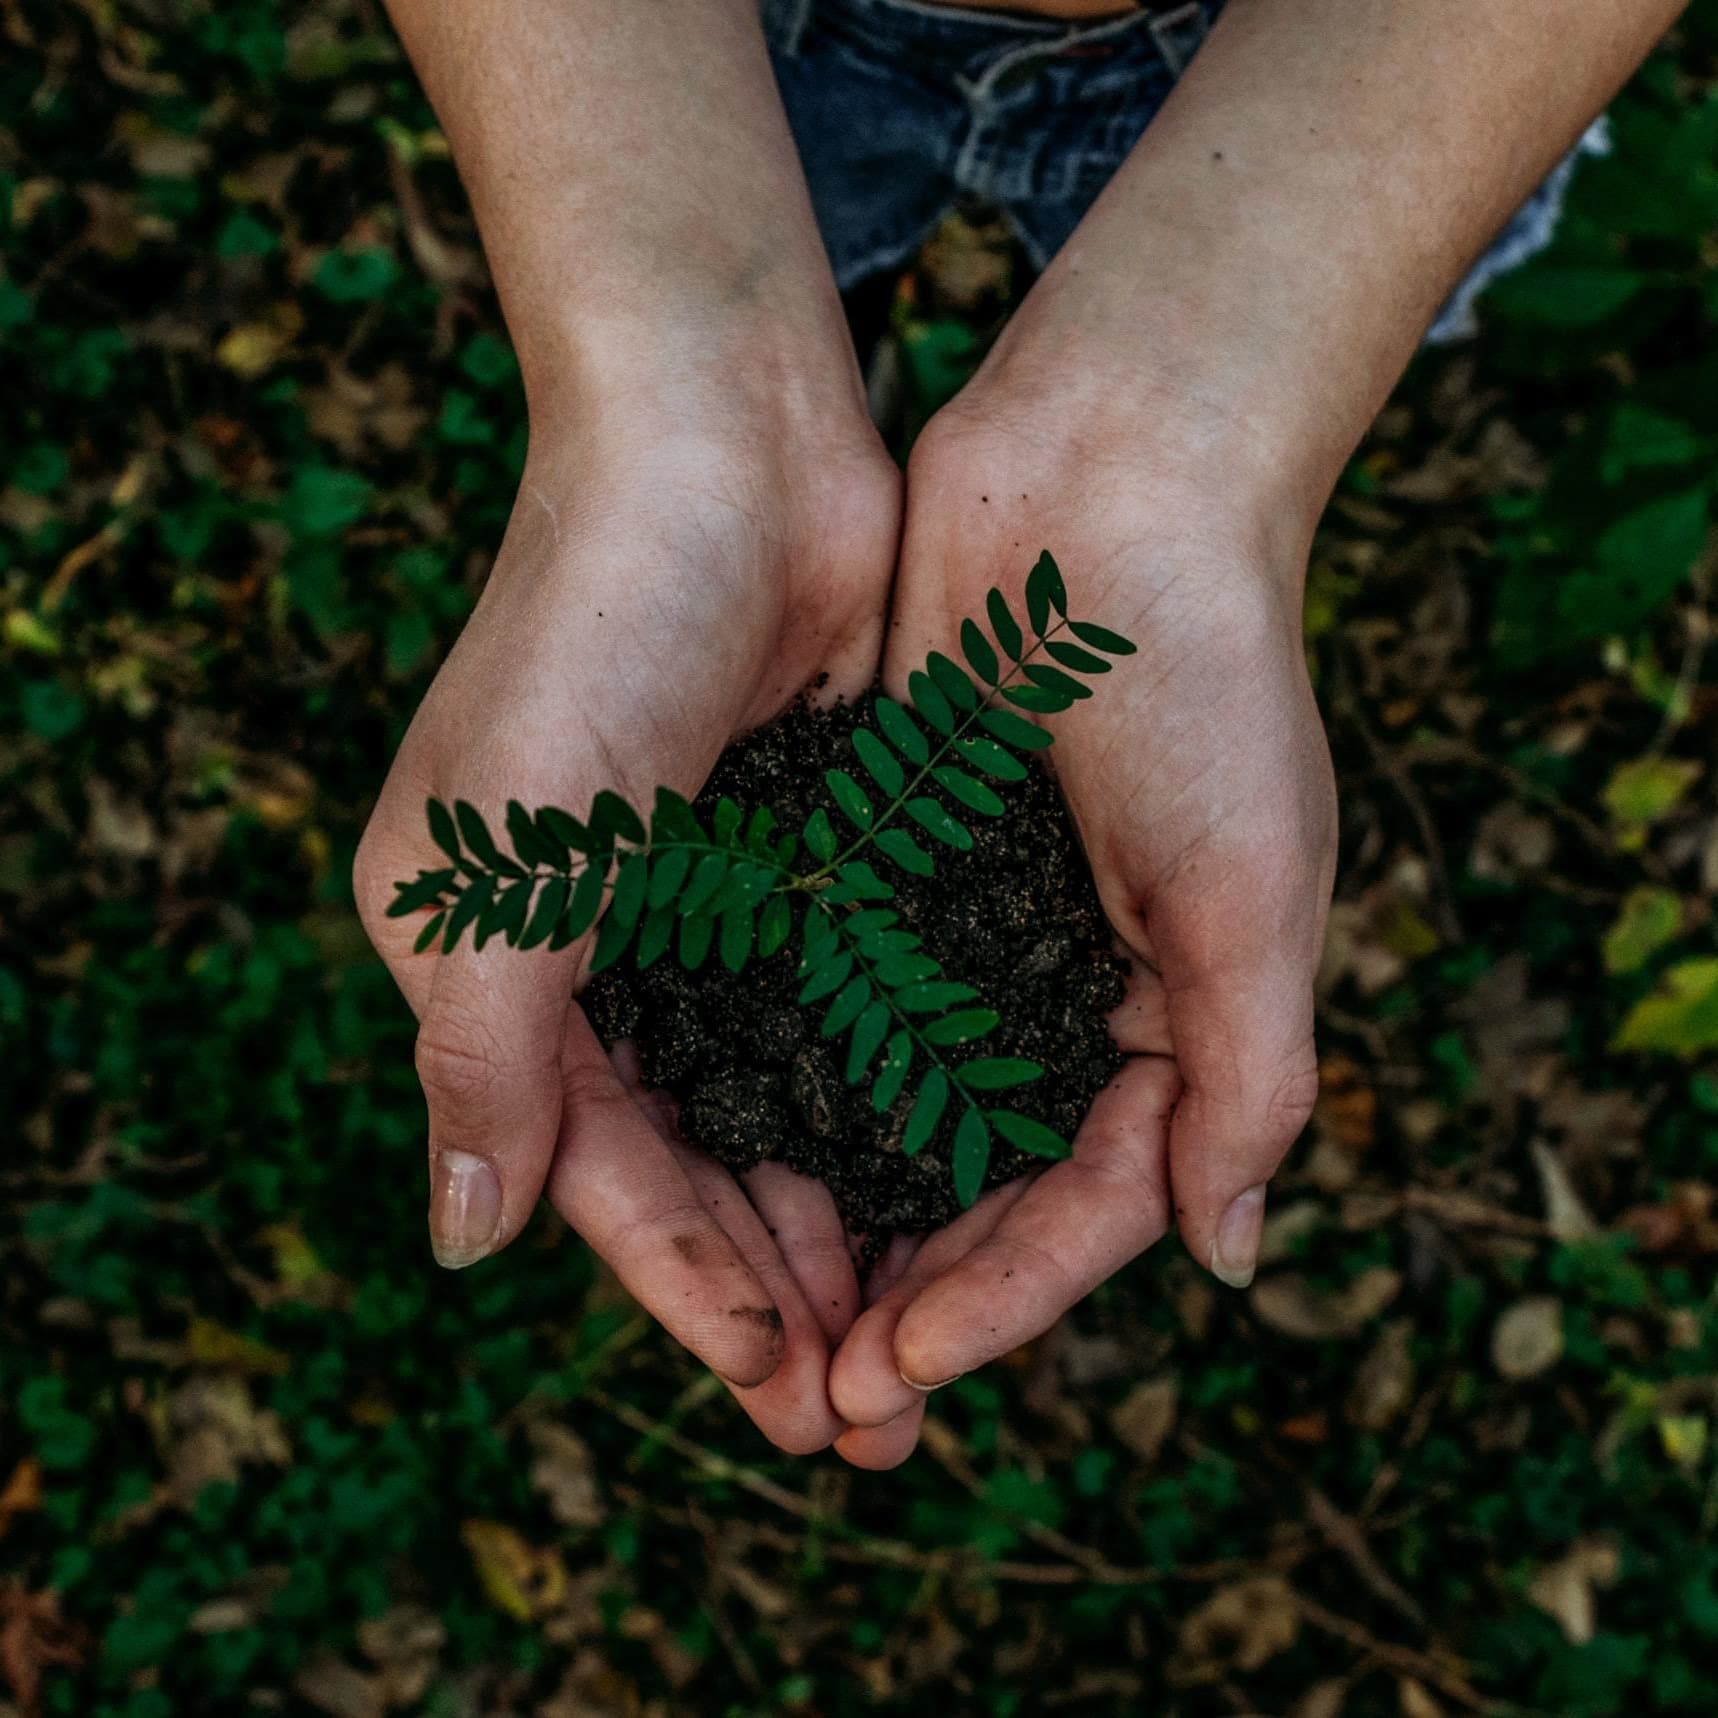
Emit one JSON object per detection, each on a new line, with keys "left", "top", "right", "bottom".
{"left": 355, "top": 0, "right": 1685, "bottom": 1465}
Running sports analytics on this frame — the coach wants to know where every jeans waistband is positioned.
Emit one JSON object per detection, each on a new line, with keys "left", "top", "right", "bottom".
{"left": 763, "top": 0, "right": 1173, "bottom": 73}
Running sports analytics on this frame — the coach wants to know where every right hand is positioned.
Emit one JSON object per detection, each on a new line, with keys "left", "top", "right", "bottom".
{"left": 354, "top": 391, "right": 901, "bottom": 1454}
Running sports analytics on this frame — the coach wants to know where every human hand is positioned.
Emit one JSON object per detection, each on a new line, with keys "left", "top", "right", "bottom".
{"left": 828, "top": 364, "right": 1337, "bottom": 1458}
{"left": 355, "top": 388, "right": 900, "bottom": 1454}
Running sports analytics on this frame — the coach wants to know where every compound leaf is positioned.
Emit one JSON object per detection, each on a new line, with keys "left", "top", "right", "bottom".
{"left": 427, "top": 797, "right": 461, "bottom": 862}
{"left": 757, "top": 893, "right": 793, "bottom": 960}
{"left": 1069, "top": 619, "right": 1137, "bottom": 656}
{"left": 959, "top": 1057, "right": 1043, "bottom": 1090}
{"left": 952, "top": 1107, "right": 992, "bottom": 1208}
{"left": 853, "top": 727, "right": 905, "bottom": 796}
{"left": 979, "top": 707, "right": 1053, "bottom": 751}
{"left": 922, "top": 1008, "right": 1000, "bottom": 1046}
{"left": 519, "top": 875, "right": 568, "bottom": 949}
{"left": 875, "top": 698, "right": 929, "bottom": 766}
{"left": 902, "top": 1071, "right": 949, "bottom": 1157}
{"left": 907, "top": 670, "right": 955, "bottom": 735}
{"left": 826, "top": 768, "right": 874, "bottom": 833}
{"left": 986, "top": 588, "right": 1023, "bottom": 660}
{"left": 990, "top": 1110, "right": 1072, "bottom": 1159}
{"left": 926, "top": 651, "right": 980, "bottom": 712}
{"left": 871, "top": 1032, "right": 913, "bottom": 1111}
{"left": 905, "top": 797, "right": 973, "bottom": 850}
{"left": 845, "top": 1000, "right": 891, "bottom": 1084}
{"left": 961, "top": 617, "right": 1000, "bottom": 685}
{"left": 875, "top": 826, "right": 936, "bottom": 877}
{"left": 933, "top": 766, "right": 1004, "bottom": 816}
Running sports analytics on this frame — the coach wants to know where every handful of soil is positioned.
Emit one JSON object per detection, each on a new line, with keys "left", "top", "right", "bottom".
{"left": 584, "top": 694, "right": 1125, "bottom": 1239}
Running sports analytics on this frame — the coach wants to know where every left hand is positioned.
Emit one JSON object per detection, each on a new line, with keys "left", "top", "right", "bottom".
{"left": 828, "top": 350, "right": 1338, "bottom": 1461}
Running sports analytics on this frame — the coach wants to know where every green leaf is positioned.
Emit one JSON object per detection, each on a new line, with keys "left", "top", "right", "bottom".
{"left": 894, "top": 981, "right": 980, "bottom": 1013}
{"left": 313, "top": 247, "right": 400, "bottom": 303}
{"left": 845, "top": 1000, "right": 892, "bottom": 1084}
{"left": 647, "top": 847, "right": 692, "bottom": 909}
{"left": 519, "top": 875, "right": 569, "bottom": 949}
{"left": 1024, "top": 663, "right": 1091, "bottom": 700}
{"left": 1487, "top": 264, "right": 1652, "bottom": 329}
{"left": 442, "top": 874, "right": 493, "bottom": 951}
{"left": 903, "top": 1071, "right": 949, "bottom": 1156}
{"left": 926, "top": 651, "right": 980, "bottom": 712}
{"left": 871, "top": 1033, "right": 913, "bottom": 1112}
{"left": 955, "top": 736, "right": 1029, "bottom": 781}
{"left": 743, "top": 806, "right": 777, "bottom": 855}
{"left": 455, "top": 801, "right": 521, "bottom": 875}
{"left": 283, "top": 465, "right": 372, "bottom": 537}
{"left": 757, "top": 893, "right": 793, "bottom": 960}
{"left": 1602, "top": 886, "right": 1683, "bottom": 975}
{"left": 635, "top": 902, "right": 676, "bottom": 970}
{"left": 428, "top": 797, "right": 462, "bottom": 862}
{"left": 990, "top": 1111, "right": 1072, "bottom": 1159}
{"left": 682, "top": 852, "right": 729, "bottom": 916}
{"left": 959, "top": 1057, "right": 1044, "bottom": 1090}
{"left": 719, "top": 902, "right": 755, "bottom": 974}
{"left": 505, "top": 800, "right": 552, "bottom": 868}
{"left": 952, "top": 1107, "right": 992, "bottom": 1208}
{"left": 979, "top": 707, "right": 1053, "bottom": 751}
{"left": 1069, "top": 619, "right": 1138, "bottom": 657}
{"left": 822, "top": 975, "right": 872, "bottom": 1038}
{"left": 608, "top": 852, "right": 648, "bottom": 933}
{"left": 413, "top": 911, "right": 446, "bottom": 954}
{"left": 1046, "top": 640, "right": 1110, "bottom": 675}
{"left": 713, "top": 798, "right": 744, "bottom": 845}
{"left": 904, "top": 797, "right": 973, "bottom": 850}
{"left": 875, "top": 698, "right": 930, "bottom": 765}
{"left": 799, "top": 948, "right": 854, "bottom": 1005}
{"left": 1025, "top": 552, "right": 1064, "bottom": 634}
{"left": 1603, "top": 756, "right": 1702, "bottom": 830}
{"left": 826, "top": 768, "right": 875, "bottom": 833}
{"left": 986, "top": 588, "right": 1024, "bottom": 661}
{"left": 961, "top": 618, "right": 1000, "bottom": 684}
{"left": 1613, "top": 957, "right": 1718, "bottom": 1055}
{"left": 589, "top": 789, "right": 646, "bottom": 847}
{"left": 907, "top": 670, "right": 955, "bottom": 735}
{"left": 922, "top": 1008, "right": 1000, "bottom": 1046}
{"left": 557, "top": 861, "right": 607, "bottom": 946}
{"left": 679, "top": 909, "right": 715, "bottom": 971}
{"left": 829, "top": 861, "right": 895, "bottom": 902}
{"left": 475, "top": 878, "right": 531, "bottom": 951}
{"left": 932, "top": 766, "right": 1004, "bottom": 817}
{"left": 853, "top": 728, "right": 905, "bottom": 796}
{"left": 803, "top": 808, "right": 836, "bottom": 864}
{"left": 587, "top": 903, "right": 633, "bottom": 975}
{"left": 651, "top": 786, "right": 702, "bottom": 844}
{"left": 875, "top": 827, "right": 936, "bottom": 877}
{"left": 875, "top": 951, "right": 939, "bottom": 987}
{"left": 1004, "top": 683, "right": 1073, "bottom": 714}
{"left": 538, "top": 806, "right": 592, "bottom": 855}
{"left": 388, "top": 869, "right": 455, "bottom": 917}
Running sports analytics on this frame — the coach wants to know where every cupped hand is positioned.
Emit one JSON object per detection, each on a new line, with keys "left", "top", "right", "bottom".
{"left": 828, "top": 383, "right": 1337, "bottom": 1452}
{"left": 355, "top": 400, "right": 901, "bottom": 1453}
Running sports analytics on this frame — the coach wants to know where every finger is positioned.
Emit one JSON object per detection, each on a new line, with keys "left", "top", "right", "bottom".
{"left": 834, "top": 1401, "right": 925, "bottom": 1471}
{"left": 669, "top": 1145, "right": 845, "bottom": 1455}
{"left": 1108, "top": 956, "right": 1172, "bottom": 1056}
{"left": 352, "top": 811, "right": 444, "bottom": 1022}
{"left": 829, "top": 1178, "right": 1033, "bottom": 1429}
{"left": 742, "top": 1162, "right": 862, "bottom": 1347}
{"left": 545, "top": 1011, "right": 786, "bottom": 1389}
{"left": 892, "top": 1058, "right": 1178, "bottom": 1389}
{"left": 1160, "top": 948, "right": 1319, "bottom": 1289}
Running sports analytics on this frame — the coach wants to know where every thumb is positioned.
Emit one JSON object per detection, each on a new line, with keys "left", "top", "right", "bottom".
{"left": 355, "top": 804, "right": 576, "bottom": 1270}
{"left": 1161, "top": 947, "right": 1319, "bottom": 1289}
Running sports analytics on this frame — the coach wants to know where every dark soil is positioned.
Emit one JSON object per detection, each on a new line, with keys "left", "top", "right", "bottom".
{"left": 584, "top": 694, "right": 1126, "bottom": 1239}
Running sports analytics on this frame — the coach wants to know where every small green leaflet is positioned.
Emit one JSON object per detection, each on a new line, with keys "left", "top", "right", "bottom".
{"left": 952, "top": 1107, "right": 991, "bottom": 1208}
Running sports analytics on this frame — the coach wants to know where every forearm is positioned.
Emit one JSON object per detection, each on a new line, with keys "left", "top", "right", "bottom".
{"left": 977, "top": 0, "right": 1683, "bottom": 532}
{"left": 382, "top": 0, "right": 860, "bottom": 429}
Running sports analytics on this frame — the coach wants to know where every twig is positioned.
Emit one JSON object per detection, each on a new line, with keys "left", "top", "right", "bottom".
{"left": 1294, "top": 1594, "right": 1486, "bottom": 1711}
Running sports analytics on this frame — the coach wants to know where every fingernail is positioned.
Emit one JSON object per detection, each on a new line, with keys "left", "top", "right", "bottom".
{"left": 430, "top": 1149, "right": 502, "bottom": 1269}
{"left": 1211, "top": 1183, "right": 1266, "bottom": 1289}
{"left": 899, "top": 1369, "right": 963, "bottom": 1394}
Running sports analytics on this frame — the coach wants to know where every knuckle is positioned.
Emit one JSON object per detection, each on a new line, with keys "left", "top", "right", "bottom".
{"left": 1266, "top": 1055, "right": 1321, "bottom": 1143}
{"left": 414, "top": 1015, "right": 508, "bottom": 1110}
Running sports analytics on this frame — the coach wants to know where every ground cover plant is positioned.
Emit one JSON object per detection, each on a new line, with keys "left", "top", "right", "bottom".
{"left": 5, "top": 3, "right": 1718, "bottom": 1715}
{"left": 389, "top": 558, "right": 1134, "bottom": 1225}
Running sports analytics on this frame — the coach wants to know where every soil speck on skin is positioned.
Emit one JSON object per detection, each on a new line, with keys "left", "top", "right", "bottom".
{"left": 585, "top": 694, "right": 1126, "bottom": 1242}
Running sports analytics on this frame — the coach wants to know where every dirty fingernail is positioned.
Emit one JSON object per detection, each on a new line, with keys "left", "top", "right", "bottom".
{"left": 430, "top": 1148, "right": 502, "bottom": 1269}
{"left": 899, "top": 1370, "right": 963, "bottom": 1394}
{"left": 1211, "top": 1183, "right": 1266, "bottom": 1289}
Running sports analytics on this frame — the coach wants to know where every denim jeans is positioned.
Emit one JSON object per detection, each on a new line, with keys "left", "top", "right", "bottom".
{"left": 760, "top": 0, "right": 1605, "bottom": 342}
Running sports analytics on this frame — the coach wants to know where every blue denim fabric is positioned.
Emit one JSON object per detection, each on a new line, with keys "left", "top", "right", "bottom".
{"left": 759, "top": 0, "right": 1605, "bottom": 343}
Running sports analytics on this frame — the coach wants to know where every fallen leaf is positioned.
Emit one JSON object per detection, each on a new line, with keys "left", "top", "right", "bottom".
{"left": 1347, "top": 1319, "right": 1416, "bottom": 1431}
{"left": 292, "top": 1653, "right": 383, "bottom": 1718}
{"left": 1530, "top": 1141, "right": 1599, "bottom": 1243}
{"left": 1170, "top": 1575, "right": 1300, "bottom": 1684}
{"left": 1527, "top": 1537, "right": 1619, "bottom": 1644}
{"left": 1613, "top": 957, "right": 1718, "bottom": 1056}
{"left": 0, "top": 1462, "right": 42, "bottom": 1542}
{"left": 1602, "top": 886, "right": 1684, "bottom": 974}
{"left": 1251, "top": 1269, "right": 1402, "bottom": 1341}
{"left": 461, "top": 1520, "right": 567, "bottom": 1623}
{"left": 1109, "top": 1377, "right": 1178, "bottom": 1465}
{"left": 1492, "top": 1297, "right": 1564, "bottom": 1380}
{"left": 527, "top": 1421, "right": 606, "bottom": 1531}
